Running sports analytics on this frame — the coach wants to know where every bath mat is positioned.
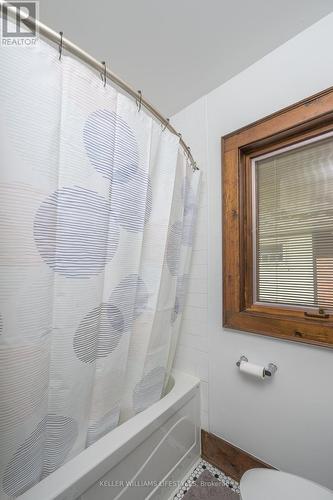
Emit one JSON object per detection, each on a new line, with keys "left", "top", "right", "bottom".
{"left": 182, "top": 469, "right": 239, "bottom": 499}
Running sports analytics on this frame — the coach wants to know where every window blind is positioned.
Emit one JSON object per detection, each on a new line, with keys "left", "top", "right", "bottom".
{"left": 255, "top": 135, "right": 333, "bottom": 311}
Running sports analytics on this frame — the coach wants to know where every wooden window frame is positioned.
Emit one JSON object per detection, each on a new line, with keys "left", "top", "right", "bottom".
{"left": 222, "top": 86, "right": 333, "bottom": 348}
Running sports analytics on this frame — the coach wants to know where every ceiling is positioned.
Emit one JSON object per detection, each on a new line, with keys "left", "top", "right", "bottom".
{"left": 39, "top": 0, "right": 333, "bottom": 116}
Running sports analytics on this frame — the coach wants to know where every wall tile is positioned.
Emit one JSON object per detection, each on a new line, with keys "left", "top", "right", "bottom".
{"left": 200, "top": 381, "right": 209, "bottom": 413}
{"left": 201, "top": 411, "right": 209, "bottom": 432}
{"left": 172, "top": 95, "right": 209, "bottom": 431}
{"left": 173, "top": 346, "right": 209, "bottom": 383}
{"left": 178, "top": 332, "right": 208, "bottom": 353}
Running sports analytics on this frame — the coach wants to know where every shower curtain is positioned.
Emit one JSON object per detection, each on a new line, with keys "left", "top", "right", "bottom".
{"left": 0, "top": 32, "right": 200, "bottom": 498}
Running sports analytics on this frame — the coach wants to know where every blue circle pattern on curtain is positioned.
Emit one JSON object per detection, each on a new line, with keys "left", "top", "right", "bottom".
{"left": 3, "top": 415, "right": 78, "bottom": 497}
{"left": 83, "top": 109, "right": 140, "bottom": 183}
{"left": 166, "top": 176, "right": 196, "bottom": 276}
{"left": 84, "top": 109, "right": 153, "bottom": 233}
{"left": 171, "top": 274, "right": 189, "bottom": 323}
{"left": 110, "top": 274, "right": 149, "bottom": 330}
{"left": 110, "top": 166, "right": 152, "bottom": 232}
{"left": 181, "top": 175, "right": 197, "bottom": 246}
{"left": 133, "top": 366, "right": 166, "bottom": 414}
{"left": 34, "top": 109, "right": 152, "bottom": 277}
{"left": 166, "top": 221, "right": 183, "bottom": 276}
{"left": 73, "top": 274, "right": 149, "bottom": 364}
{"left": 73, "top": 303, "right": 124, "bottom": 363}
{"left": 86, "top": 406, "right": 120, "bottom": 447}
{"left": 34, "top": 187, "right": 120, "bottom": 278}
{"left": 166, "top": 176, "right": 196, "bottom": 328}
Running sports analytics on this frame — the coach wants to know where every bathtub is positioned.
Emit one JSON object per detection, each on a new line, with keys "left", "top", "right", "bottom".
{"left": 19, "top": 370, "right": 201, "bottom": 500}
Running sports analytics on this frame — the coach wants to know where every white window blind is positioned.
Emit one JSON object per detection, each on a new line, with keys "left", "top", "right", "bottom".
{"left": 254, "top": 135, "right": 333, "bottom": 311}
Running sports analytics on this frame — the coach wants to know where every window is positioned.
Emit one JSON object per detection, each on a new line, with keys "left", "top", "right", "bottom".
{"left": 255, "top": 134, "right": 333, "bottom": 310}
{"left": 223, "top": 87, "right": 333, "bottom": 347}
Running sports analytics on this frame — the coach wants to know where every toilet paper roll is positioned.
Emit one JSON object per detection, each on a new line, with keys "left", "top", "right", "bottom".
{"left": 239, "top": 360, "right": 265, "bottom": 379}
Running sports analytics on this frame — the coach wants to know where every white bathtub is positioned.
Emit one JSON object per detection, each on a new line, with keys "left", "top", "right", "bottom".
{"left": 19, "top": 370, "right": 200, "bottom": 500}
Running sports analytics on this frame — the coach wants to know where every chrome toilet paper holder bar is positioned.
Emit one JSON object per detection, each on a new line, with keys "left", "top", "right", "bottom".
{"left": 236, "top": 356, "right": 278, "bottom": 377}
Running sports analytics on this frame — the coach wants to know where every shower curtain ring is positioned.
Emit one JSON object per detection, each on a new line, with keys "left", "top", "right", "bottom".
{"left": 136, "top": 90, "right": 142, "bottom": 112}
{"left": 162, "top": 118, "right": 170, "bottom": 131}
{"left": 100, "top": 61, "right": 107, "bottom": 87}
{"left": 58, "top": 31, "right": 63, "bottom": 61}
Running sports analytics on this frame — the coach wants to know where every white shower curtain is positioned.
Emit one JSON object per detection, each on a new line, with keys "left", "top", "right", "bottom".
{"left": 0, "top": 28, "right": 200, "bottom": 499}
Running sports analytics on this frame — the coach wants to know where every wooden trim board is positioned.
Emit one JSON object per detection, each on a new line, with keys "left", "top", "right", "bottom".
{"left": 201, "top": 430, "right": 274, "bottom": 482}
{"left": 222, "top": 85, "right": 333, "bottom": 347}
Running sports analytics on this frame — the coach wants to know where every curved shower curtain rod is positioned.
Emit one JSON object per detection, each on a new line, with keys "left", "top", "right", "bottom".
{"left": 1, "top": 1, "right": 199, "bottom": 171}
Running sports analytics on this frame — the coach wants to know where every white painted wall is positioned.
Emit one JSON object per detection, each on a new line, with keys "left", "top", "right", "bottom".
{"left": 172, "top": 12, "right": 333, "bottom": 490}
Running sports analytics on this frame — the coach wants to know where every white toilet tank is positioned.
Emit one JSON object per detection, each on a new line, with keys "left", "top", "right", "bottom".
{"left": 240, "top": 469, "right": 333, "bottom": 500}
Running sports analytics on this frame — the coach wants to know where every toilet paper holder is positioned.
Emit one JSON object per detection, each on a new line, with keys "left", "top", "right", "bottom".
{"left": 236, "top": 356, "right": 278, "bottom": 377}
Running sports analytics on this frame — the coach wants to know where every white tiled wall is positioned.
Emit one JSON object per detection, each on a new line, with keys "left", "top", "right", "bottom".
{"left": 172, "top": 97, "right": 210, "bottom": 430}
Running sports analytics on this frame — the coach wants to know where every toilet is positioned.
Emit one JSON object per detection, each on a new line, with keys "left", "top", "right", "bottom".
{"left": 240, "top": 469, "right": 333, "bottom": 500}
